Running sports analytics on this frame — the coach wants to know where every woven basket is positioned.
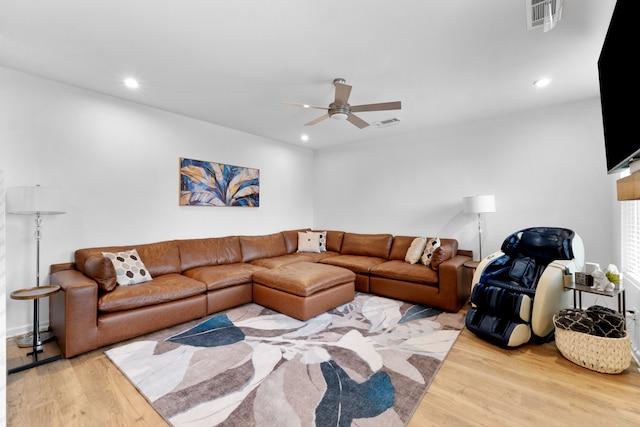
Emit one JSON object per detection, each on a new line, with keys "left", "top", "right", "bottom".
{"left": 553, "top": 316, "right": 631, "bottom": 374}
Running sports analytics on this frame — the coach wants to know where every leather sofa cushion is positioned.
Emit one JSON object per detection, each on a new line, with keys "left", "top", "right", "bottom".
{"left": 252, "top": 251, "right": 341, "bottom": 267}
{"left": 183, "top": 263, "right": 266, "bottom": 291}
{"left": 296, "top": 251, "right": 341, "bottom": 263}
{"left": 325, "top": 230, "right": 345, "bottom": 253}
{"left": 250, "top": 253, "right": 316, "bottom": 268}
{"left": 239, "top": 233, "right": 288, "bottom": 262}
{"left": 340, "top": 233, "right": 393, "bottom": 259}
{"left": 321, "top": 255, "right": 387, "bottom": 274}
{"left": 76, "top": 240, "right": 181, "bottom": 278}
{"left": 84, "top": 255, "right": 117, "bottom": 292}
{"left": 98, "top": 273, "right": 206, "bottom": 313}
{"left": 177, "top": 236, "right": 243, "bottom": 271}
{"left": 431, "top": 243, "right": 456, "bottom": 270}
{"left": 389, "top": 236, "right": 420, "bottom": 260}
{"left": 370, "top": 260, "right": 439, "bottom": 285}
{"left": 252, "top": 262, "right": 355, "bottom": 297}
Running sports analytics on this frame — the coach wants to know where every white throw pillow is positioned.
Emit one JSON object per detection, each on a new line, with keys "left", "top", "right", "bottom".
{"left": 421, "top": 237, "right": 441, "bottom": 266}
{"left": 297, "top": 231, "right": 321, "bottom": 253}
{"left": 405, "top": 237, "right": 427, "bottom": 264}
{"left": 102, "top": 249, "right": 152, "bottom": 286}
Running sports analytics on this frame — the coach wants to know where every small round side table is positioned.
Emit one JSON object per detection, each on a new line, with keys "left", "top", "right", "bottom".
{"left": 463, "top": 260, "right": 480, "bottom": 271}
{"left": 463, "top": 261, "right": 481, "bottom": 304}
{"left": 463, "top": 260, "right": 481, "bottom": 281}
{"left": 8, "top": 285, "right": 62, "bottom": 374}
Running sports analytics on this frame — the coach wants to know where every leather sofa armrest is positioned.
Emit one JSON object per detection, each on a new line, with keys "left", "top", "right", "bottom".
{"left": 51, "top": 262, "right": 76, "bottom": 274}
{"left": 49, "top": 269, "right": 99, "bottom": 358}
{"left": 437, "top": 254, "right": 472, "bottom": 312}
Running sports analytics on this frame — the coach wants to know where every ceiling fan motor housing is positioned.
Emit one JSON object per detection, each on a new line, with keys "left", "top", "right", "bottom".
{"left": 329, "top": 102, "right": 350, "bottom": 120}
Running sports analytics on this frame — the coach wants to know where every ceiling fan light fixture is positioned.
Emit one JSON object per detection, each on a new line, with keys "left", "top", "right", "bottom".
{"left": 124, "top": 78, "right": 139, "bottom": 89}
{"left": 331, "top": 112, "right": 349, "bottom": 120}
{"left": 533, "top": 77, "right": 551, "bottom": 88}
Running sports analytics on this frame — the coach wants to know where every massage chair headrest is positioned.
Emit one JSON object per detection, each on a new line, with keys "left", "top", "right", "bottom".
{"left": 501, "top": 227, "right": 575, "bottom": 261}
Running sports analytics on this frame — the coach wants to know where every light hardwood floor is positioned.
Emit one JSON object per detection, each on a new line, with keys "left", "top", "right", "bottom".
{"left": 7, "top": 318, "right": 640, "bottom": 427}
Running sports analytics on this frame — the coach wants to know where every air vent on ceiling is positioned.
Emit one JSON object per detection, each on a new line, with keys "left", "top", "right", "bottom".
{"left": 373, "top": 117, "right": 401, "bottom": 128}
{"left": 526, "top": 0, "right": 563, "bottom": 32}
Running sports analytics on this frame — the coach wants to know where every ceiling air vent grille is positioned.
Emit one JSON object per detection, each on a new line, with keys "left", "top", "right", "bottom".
{"left": 527, "top": 0, "right": 563, "bottom": 32}
{"left": 373, "top": 118, "right": 401, "bottom": 128}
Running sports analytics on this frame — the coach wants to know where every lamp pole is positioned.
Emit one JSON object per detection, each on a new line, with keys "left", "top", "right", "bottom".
{"left": 462, "top": 194, "right": 496, "bottom": 262}
{"left": 477, "top": 212, "right": 483, "bottom": 261}
{"left": 7, "top": 185, "right": 66, "bottom": 347}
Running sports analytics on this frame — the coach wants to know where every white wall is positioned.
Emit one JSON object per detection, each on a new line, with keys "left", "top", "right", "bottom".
{"left": 0, "top": 68, "right": 315, "bottom": 335}
{"left": 315, "top": 98, "right": 636, "bottom": 337}
{"left": 1, "top": 66, "right": 629, "bottom": 336}
{"left": 314, "top": 98, "right": 616, "bottom": 268}
{"left": 0, "top": 170, "right": 7, "bottom": 425}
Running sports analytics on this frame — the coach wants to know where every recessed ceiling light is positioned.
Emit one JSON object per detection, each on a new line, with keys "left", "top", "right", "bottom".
{"left": 124, "top": 78, "right": 139, "bottom": 89}
{"left": 300, "top": 134, "right": 309, "bottom": 142}
{"left": 533, "top": 78, "right": 551, "bottom": 88}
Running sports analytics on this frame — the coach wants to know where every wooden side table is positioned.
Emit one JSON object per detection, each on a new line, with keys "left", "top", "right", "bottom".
{"left": 463, "top": 260, "right": 480, "bottom": 271}
{"left": 464, "top": 260, "right": 481, "bottom": 281}
{"left": 564, "top": 282, "right": 626, "bottom": 315}
{"left": 8, "top": 285, "right": 62, "bottom": 374}
{"left": 463, "top": 260, "right": 481, "bottom": 303}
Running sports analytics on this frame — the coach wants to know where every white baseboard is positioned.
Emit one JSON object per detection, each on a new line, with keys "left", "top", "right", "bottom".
{"left": 6, "top": 321, "right": 50, "bottom": 339}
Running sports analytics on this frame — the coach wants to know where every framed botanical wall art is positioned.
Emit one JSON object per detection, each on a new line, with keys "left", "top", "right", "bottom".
{"left": 179, "top": 157, "right": 260, "bottom": 207}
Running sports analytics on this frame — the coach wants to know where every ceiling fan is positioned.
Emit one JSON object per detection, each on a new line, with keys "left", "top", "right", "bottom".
{"left": 282, "top": 78, "right": 401, "bottom": 129}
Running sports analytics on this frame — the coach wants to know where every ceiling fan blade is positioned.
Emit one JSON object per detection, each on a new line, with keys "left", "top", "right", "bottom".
{"left": 334, "top": 83, "right": 352, "bottom": 105}
{"left": 347, "top": 113, "right": 369, "bottom": 129}
{"left": 350, "top": 101, "right": 402, "bottom": 112}
{"left": 281, "top": 101, "right": 328, "bottom": 110}
{"left": 305, "top": 113, "right": 330, "bottom": 126}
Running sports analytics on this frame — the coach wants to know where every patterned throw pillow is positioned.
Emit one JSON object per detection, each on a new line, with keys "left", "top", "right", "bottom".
{"left": 310, "top": 231, "right": 327, "bottom": 252}
{"left": 102, "top": 249, "right": 152, "bottom": 286}
{"left": 405, "top": 237, "right": 427, "bottom": 264}
{"left": 421, "top": 237, "right": 441, "bottom": 266}
{"left": 297, "top": 232, "right": 321, "bottom": 253}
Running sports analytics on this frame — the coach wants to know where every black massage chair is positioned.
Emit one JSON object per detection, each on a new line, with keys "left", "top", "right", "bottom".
{"left": 465, "top": 227, "right": 585, "bottom": 347}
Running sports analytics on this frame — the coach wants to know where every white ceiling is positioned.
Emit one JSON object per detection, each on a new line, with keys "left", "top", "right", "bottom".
{"left": 0, "top": 0, "right": 616, "bottom": 150}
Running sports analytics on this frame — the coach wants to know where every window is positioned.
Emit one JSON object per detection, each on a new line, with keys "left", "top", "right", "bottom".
{"left": 621, "top": 198, "right": 640, "bottom": 285}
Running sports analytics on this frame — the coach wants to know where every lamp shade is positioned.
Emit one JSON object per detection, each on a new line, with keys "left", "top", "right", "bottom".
{"left": 6, "top": 185, "right": 66, "bottom": 215}
{"left": 462, "top": 195, "right": 496, "bottom": 214}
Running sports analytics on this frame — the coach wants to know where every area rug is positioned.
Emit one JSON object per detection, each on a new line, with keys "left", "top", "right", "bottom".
{"left": 105, "top": 293, "right": 464, "bottom": 426}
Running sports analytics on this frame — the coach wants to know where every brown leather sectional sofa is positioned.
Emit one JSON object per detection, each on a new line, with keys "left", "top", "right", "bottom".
{"left": 49, "top": 229, "right": 472, "bottom": 358}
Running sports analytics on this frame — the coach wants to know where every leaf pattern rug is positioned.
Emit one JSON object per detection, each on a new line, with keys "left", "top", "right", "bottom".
{"left": 105, "top": 293, "right": 464, "bottom": 426}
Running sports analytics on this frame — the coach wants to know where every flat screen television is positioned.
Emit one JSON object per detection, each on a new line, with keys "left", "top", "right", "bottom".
{"left": 598, "top": 0, "right": 640, "bottom": 174}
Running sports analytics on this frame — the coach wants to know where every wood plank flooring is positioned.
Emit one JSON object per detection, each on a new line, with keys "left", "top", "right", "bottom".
{"left": 7, "top": 320, "right": 640, "bottom": 426}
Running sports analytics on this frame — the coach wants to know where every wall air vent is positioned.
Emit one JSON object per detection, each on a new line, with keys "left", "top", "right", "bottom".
{"left": 526, "top": 0, "right": 563, "bottom": 32}
{"left": 373, "top": 117, "right": 401, "bottom": 128}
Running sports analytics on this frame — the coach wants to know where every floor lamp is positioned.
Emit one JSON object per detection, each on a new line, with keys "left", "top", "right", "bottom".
{"left": 6, "top": 185, "right": 66, "bottom": 347}
{"left": 462, "top": 195, "right": 496, "bottom": 261}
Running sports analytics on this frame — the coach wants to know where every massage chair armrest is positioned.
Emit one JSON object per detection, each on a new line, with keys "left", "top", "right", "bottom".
{"left": 530, "top": 259, "right": 576, "bottom": 338}
{"left": 470, "top": 251, "right": 505, "bottom": 293}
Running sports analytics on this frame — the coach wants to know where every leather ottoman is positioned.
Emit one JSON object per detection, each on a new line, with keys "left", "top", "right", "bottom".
{"left": 252, "top": 262, "right": 355, "bottom": 320}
